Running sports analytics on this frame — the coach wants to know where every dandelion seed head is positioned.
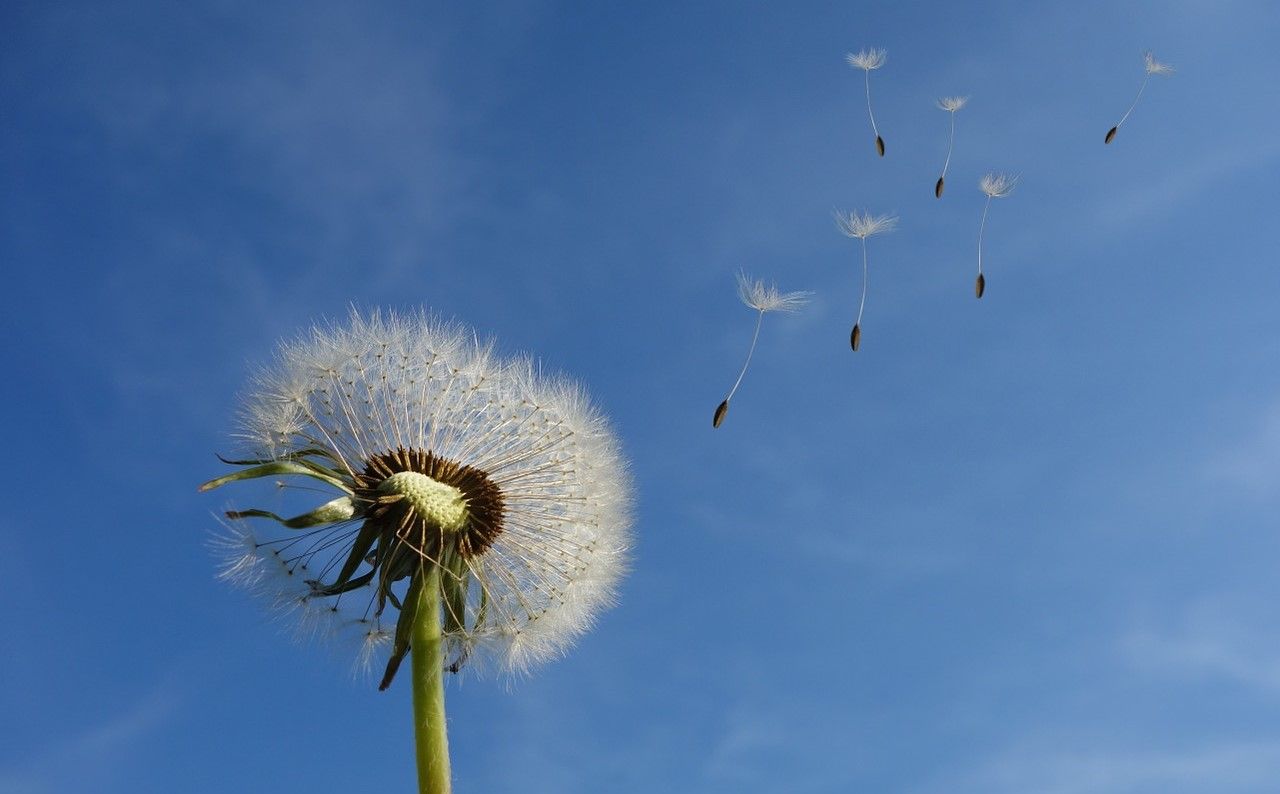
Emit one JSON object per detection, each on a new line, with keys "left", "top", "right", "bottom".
{"left": 980, "top": 173, "right": 1018, "bottom": 198}
{"left": 1144, "top": 51, "right": 1174, "bottom": 76}
{"left": 834, "top": 210, "right": 899, "bottom": 239}
{"left": 846, "top": 47, "right": 887, "bottom": 71}
{"left": 735, "top": 272, "right": 812, "bottom": 314}
{"left": 208, "top": 308, "right": 634, "bottom": 681}
{"left": 937, "top": 96, "right": 969, "bottom": 112}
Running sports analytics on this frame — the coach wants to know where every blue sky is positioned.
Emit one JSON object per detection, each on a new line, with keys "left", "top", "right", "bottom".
{"left": 3, "top": 1, "right": 1280, "bottom": 792}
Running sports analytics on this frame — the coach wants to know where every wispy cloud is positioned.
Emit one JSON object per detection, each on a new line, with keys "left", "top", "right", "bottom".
{"left": 0, "top": 682, "right": 179, "bottom": 794}
{"left": 795, "top": 524, "right": 964, "bottom": 579}
{"left": 56, "top": 4, "right": 490, "bottom": 292}
{"left": 1093, "top": 140, "right": 1280, "bottom": 231}
{"left": 703, "top": 709, "right": 791, "bottom": 783}
{"left": 927, "top": 739, "right": 1280, "bottom": 794}
{"left": 1204, "top": 400, "right": 1280, "bottom": 500}
{"left": 1123, "top": 594, "right": 1280, "bottom": 694}
{"left": 700, "top": 692, "right": 865, "bottom": 790}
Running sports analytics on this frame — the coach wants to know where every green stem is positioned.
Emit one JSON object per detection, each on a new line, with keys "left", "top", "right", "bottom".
{"left": 412, "top": 564, "right": 451, "bottom": 794}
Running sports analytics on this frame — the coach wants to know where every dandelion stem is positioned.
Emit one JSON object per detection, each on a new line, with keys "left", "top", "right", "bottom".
{"left": 856, "top": 237, "right": 869, "bottom": 327}
{"left": 1115, "top": 74, "right": 1150, "bottom": 130}
{"left": 412, "top": 564, "right": 451, "bottom": 794}
{"left": 724, "top": 310, "right": 764, "bottom": 404}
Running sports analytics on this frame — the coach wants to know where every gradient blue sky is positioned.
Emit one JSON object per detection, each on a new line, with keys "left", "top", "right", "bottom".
{"left": 4, "top": 1, "right": 1280, "bottom": 792}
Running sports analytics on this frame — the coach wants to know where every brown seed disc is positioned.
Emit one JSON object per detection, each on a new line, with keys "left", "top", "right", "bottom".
{"left": 355, "top": 447, "right": 505, "bottom": 560}
{"left": 975, "top": 273, "right": 986, "bottom": 299}
{"left": 875, "top": 135, "right": 885, "bottom": 157}
{"left": 713, "top": 400, "right": 729, "bottom": 428}
{"left": 935, "top": 176, "right": 945, "bottom": 198}
{"left": 851, "top": 323, "right": 862, "bottom": 351}
{"left": 1105, "top": 126, "right": 1118, "bottom": 144}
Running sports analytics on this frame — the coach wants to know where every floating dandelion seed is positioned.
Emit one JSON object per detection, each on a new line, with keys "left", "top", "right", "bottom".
{"left": 975, "top": 173, "right": 1017, "bottom": 299}
{"left": 834, "top": 210, "right": 898, "bottom": 349}
{"left": 934, "top": 96, "right": 969, "bottom": 198}
{"left": 713, "top": 272, "right": 812, "bottom": 428}
{"left": 202, "top": 309, "right": 633, "bottom": 794}
{"left": 847, "top": 47, "right": 888, "bottom": 156}
{"left": 1105, "top": 51, "right": 1174, "bottom": 144}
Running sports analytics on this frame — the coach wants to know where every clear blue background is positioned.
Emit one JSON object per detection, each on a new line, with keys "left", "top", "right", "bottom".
{"left": 4, "top": 1, "right": 1280, "bottom": 792}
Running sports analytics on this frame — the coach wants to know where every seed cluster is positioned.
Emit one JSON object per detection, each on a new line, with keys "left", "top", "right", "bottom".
{"left": 711, "top": 50, "right": 1173, "bottom": 429}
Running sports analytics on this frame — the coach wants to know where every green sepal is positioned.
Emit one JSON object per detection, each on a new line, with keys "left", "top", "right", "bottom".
{"left": 385, "top": 544, "right": 421, "bottom": 584}
{"left": 385, "top": 587, "right": 403, "bottom": 613}
{"left": 329, "top": 520, "right": 381, "bottom": 591}
{"left": 441, "top": 553, "right": 470, "bottom": 636}
{"left": 199, "top": 461, "right": 352, "bottom": 494}
{"left": 441, "top": 552, "right": 473, "bottom": 673}
{"left": 306, "top": 568, "right": 376, "bottom": 597}
{"left": 224, "top": 496, "right": 356, "bottom": 529}
{"left": 379, "top": 570, "right": 424, "bottom": 690}
{"left": 475, "top": 580, "right": 489, "bottom": 631}
{"left": 216, "top": 447, "right": 343, "bottom": 467}
{"left": 376, "top": 541, "right": 410, "bottom": 616}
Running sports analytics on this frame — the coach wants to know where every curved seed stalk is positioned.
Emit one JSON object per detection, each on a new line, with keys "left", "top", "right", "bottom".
{"left": 976, "top": 195, "right": 991, "bottom": 299}
{"left": 1108, "top": 75, "right": 1149, "bottom": 143}
{"left": 853, "top": 238, "right": 869, "bottom": 350}
{"left": 866, "top": 70, "right": 884, "bottom": 157}
{"left": 936, "top": 112, "right": 956, "bottom": 197}
{"left": 713, "top": 309, "right": 763, "bottom": 428}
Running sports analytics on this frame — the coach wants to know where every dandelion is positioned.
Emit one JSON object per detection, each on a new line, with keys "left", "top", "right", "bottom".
{"left": 1105, "top": 51, "right": 1174, "bottom": 144}
{"left": 847, "top": 47, "right": 888, "bottom": 156}
{"left": 934, "top": 96, "right": 969, "bottom": 198}
{"left": 975, "top": 173, "right": 1017, "bottom": 299}
{"left": 202, "top": 309, "right": 632, "bottom": 794}
{"left": 713, "top": 272, "right": 812, "bottom": 428}
{"left": 834, "top": 210, "right": 898, "bottom": 350}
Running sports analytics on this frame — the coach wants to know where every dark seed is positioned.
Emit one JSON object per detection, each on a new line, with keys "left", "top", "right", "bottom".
{"left": 1104, "top": 126, "right": 1118, "bottom": 144}
{"left": 875, "top": 135, "right": 885, "bottom": 157}
{"left": 975, "top": 273, "right": 986, "bottom": 299}
{"left": 713, "top": 399, "right": 729, "bottom": 428}
{"left": 935, "top": 176, "right": 945, "bottom": 198}
{"left": 850, "top": 323, "right": 861, "bottom": 351}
